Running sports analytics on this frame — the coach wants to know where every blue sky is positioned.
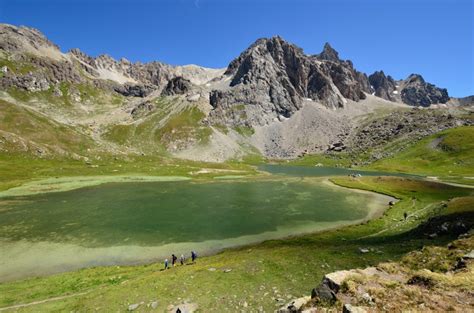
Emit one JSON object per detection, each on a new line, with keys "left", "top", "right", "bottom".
{"left": 0, "top": 0, "right": 472, "bottom": 96}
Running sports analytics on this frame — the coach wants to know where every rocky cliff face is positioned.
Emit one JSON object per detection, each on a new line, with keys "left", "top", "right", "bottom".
{"left": 369, "top": 71, "right": 450, "bottom": 107}
{"left": 401, "top": 74, "right": 450, "bottom": 107}
{"left": 209, "top": 37, "right": 373, "bottom": 126}
{"left": 369, "top": 70, "right": 397, "bottom": 101}
{"left": 161, "top": 76, "right": 192, "bottom": 96}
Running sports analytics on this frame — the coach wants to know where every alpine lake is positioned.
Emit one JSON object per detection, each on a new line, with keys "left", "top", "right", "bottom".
{"left": 0, "top": 165, "right": 402, "bottom": 281}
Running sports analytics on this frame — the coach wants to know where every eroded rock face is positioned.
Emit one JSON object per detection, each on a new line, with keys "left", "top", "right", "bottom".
{"left": 113, "top": 83, "right": 155, "bottom": 97}
{"left": 401, "top": 74, "right": 449, "bottom": 107}
{"left": 0, "top": 24, "right": 60, "bottom": 55}
{"left": 368, "top": 71, "right": 450, "bottom": 107}
{"left": 209, "top": 37, "right": 371, "bottom": 126}
{"left": 317, "top": 42, "right": 341, "bottom": 62}
{"left": 161, "top": 76, "right": 192, "bottom": 96}
{"left": 369, "top": 70, "right": 397, "bottom": 101}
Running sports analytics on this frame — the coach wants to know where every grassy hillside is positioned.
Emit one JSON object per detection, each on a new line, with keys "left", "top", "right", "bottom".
{"left": 368, "top": 126, "right": 474, "bottom": 183}
{"left": 0, "top": 176, "right": 472, "bottom": 311}
{"left": 104, "top": 99, "right": 211, "bottom": 154}
{"left": 0, "top": 99, "right": 95, "bottom": 155}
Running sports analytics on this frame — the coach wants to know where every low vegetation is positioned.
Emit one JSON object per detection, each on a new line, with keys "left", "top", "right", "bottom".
{"left": 368, "top": 126, "right": 474, "bottom": 184}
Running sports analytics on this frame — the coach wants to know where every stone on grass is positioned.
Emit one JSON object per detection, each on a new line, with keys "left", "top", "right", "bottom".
{"left": 128, "top": 303, "right": 141, "bottom": 311}
{"left": 278, "top": 296, "right": 311, "bottom": 313}
{"left": 343, "top": 303, "right": 368, "bottom": 313}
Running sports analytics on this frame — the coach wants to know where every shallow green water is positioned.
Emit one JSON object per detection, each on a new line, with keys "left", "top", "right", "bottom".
{"left": 259, "top": 164, "right": 420, "bottom": 177}
{"left": 0, "top": 176, "right": 392, "bottom": 281}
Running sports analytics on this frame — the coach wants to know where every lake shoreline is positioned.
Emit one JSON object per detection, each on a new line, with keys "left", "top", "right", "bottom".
{"left": 0, "top": 173, "right": 395, "bottom": 283}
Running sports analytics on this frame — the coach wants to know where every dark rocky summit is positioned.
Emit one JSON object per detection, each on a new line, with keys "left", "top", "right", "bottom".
{"left": 369, "top": 70, "right": 397, "bottom": 101}
{"left": 401, "top": 74, "right": 449, "bottom": 107}
{"left": 368, "top": 71, "right": 450, "bottom": 107}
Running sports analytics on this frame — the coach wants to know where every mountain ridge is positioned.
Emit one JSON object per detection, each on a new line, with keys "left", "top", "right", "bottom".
{"left": 0, "top": 23, "right": 471, "bottom": 162}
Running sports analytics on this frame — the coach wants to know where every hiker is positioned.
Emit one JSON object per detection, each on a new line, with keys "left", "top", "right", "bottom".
{"left": 180, "top": 254, "right": 185, "bottom": 265}
{"left": 164, "top": 258, "right": 169, "bottom": 270}
{"left": 404, "top": 212, "right": 408, "bottom": 220}
{"left": 172, "top": 254, "right": 178, "bottom": 267}
{"left": 191, "top": 251, "right": 197, "bottom": 263}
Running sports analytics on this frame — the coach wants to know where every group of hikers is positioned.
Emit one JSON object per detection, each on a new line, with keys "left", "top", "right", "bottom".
{"left": 164, "top": 251, "right": 197, "bottom": 269}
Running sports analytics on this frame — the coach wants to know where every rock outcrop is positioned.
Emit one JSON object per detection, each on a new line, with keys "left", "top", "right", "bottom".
{"left": 368, "top": 70, "right": 397, "bottom": 101}
{"left": 161, "top": 76, "right": 192, "bottom": 96}
{"left": 368, "top": 71, "right": 450, "bottom": 107}
{"left": 400, "top": 74, "right": 449, "bottom": 107}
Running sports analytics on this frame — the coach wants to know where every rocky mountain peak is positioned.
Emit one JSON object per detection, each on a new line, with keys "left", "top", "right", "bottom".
{"left": 209, "top": 38, "right": 372, "bottom": 126}
{"left": 224, "top": 35, "right": 303, "bottom": 79}
{"left": 317, "top": 42, "right": 340, "bottom": 62}
{"left": 406, "top": 73, "right": 425, "bottom": 84}
{"left": 401, "top": 74, "right": 449, "bottom": 107}
{"left": 0, "top": 24, "right": 63, "bottom": 60}
{"left": 368, "top": 70, "right": 397, "bottom": 101}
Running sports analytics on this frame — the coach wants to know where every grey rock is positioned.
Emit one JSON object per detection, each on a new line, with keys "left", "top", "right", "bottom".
{"left": 361, "top": 292, "right": 373, "bottom": 303}
{"left": 150, "top": 301, "right": 158, "bottom": 309}
{"left": 463, "top": 250, "right": 474, "bottom": 259}
{"left": 316, "top": 42, "right": 340, "bottom": 62}
{"left": 161, "top": 76, "right": 192, "bottom": 96}
{"left": 401, "top": 74, "right": 449, "bottom": 106}
{"left": 369, "top": 70, "right": 397, "bottom": 101}
{"left": 343, "top": 303, "right": 367, "bottom": 313}
{"left": 277, "top": 296, "right": 311, "bottom": 313}
{"left": 114, "top": 83, "right": 155, "bottom": 97}
{"left": 128, "top": 303, "right": 141, "bottom": 311}
{"left": 322, "top": 270, "right": 354, "bottom": 293}
{"left": 311, "top": 283, "right": 337, "bottom": 303}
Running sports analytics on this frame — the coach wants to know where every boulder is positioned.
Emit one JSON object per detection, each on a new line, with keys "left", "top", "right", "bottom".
{"left": 277, "top": 296, "right": 311, "bottom": 313}
{"left": 322, "top": 270, "right": 354, "bottom": 293}
{"left": 311, "top": 283, "right": 337, "bottom": 303}
{"left": 343, "top": 303, "right": 368, "bottom": 313}
{"left": 128, "top": 303, "right": 141, "bottom": 311}
{"left": 150, "top": 301, "right": 158, "bottom": 309}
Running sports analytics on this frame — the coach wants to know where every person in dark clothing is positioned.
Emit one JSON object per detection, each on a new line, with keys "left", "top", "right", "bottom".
{"left": 191, "top": 251, "right": 197, "bottom": 263}
{"left": 171, "top": 254, "right": 177, "bottom": 267}
{"left": 404, "top": 212, "right": 408, "bottom": 220}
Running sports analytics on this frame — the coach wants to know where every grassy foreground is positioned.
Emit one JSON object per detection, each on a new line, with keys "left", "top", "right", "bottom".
{"left": 0, "top": 176, "right": 472, "bottom": 311}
